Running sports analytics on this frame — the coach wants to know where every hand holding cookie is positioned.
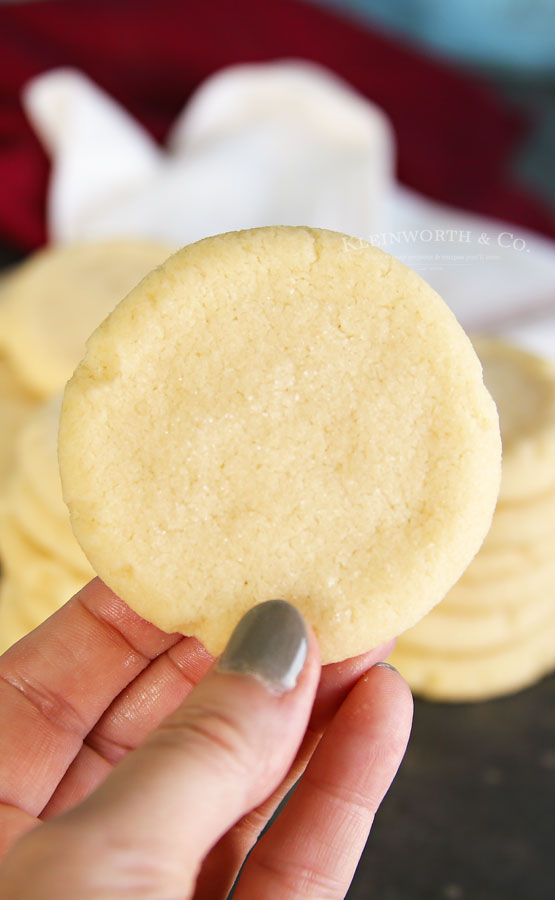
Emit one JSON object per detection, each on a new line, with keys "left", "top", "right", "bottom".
{"left": 0, "top": 226, "right": 502, "bottom": 897}
{"left": 0, "top": 578, "right": 412, "bottom": 899}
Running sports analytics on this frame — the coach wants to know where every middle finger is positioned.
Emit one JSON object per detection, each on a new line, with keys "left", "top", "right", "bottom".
{"left": 193, "top": 641, "right": 395, "bottom": 900}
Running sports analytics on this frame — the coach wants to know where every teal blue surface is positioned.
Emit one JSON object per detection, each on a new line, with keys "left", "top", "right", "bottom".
{"left": 308, "top": 0, "right": 555, "bottom": 71}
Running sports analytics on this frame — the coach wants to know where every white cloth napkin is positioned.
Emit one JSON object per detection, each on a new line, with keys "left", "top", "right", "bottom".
{"left": 22, "top": 61, "right": 555, "bottom": 358}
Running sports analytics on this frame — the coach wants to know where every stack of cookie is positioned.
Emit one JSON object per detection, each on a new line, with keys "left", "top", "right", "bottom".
{"left": 0, "top": 397, "right": 95, "bottom": 651}
{"left": 390, "top": 338, "right": 555, "bottom": 701}
{"left": 0, "top": 352, "right": 38, "bottom": 487}
{"left": 0, "top": 240, "right": 174, "bottom": 401}
{"left": 0, "top": 241, "right": 173, "bottom": 650}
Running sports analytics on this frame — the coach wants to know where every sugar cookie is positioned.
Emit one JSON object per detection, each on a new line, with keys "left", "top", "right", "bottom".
{"left": 60, "top": 227, "right": 501, "bottom": 663}
{"left": 0, "top": 582, "right": 36, "bottom": 653}
{"left": 400, "top": 589, "right": 553, "bottom": 653}
{"left": 440, "top": 558, "right": 555, "bottom": 612}
{"left": 459, "top": 530, "right": 555, "bottom": 583}
{"left": 1, "top": 396, "right": 93, "bottom": 574}
{"left": 485, "top": 488, "right": 555, "bottom": 547}
{"left": 0, "top": 354, "right": 37, "bottom": 484}
{"left": 16, "top": 396, "right": 76, "bottom": 522}
{"left": 0, "top": 516, "right": 89, "bottom": 622}
{"left": 389, "top": 619, "right": 555, "bottom": 701}
{"left": 0, "top": 241, "right": 174, "bottom": 396}
{"left": 473, "top": 337, "right": 555, "bottom": 502}
{"left": 4, "top": 473, "right": 93, "bottom": 575}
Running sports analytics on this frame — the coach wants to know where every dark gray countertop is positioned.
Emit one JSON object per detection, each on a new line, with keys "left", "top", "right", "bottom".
{"left": 349, "top": 672, "right": 555, "bottom": 900}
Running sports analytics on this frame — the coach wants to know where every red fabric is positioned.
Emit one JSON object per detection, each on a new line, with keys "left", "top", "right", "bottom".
{"left": 0, "top": 0, "right": 552, "bottom": 250}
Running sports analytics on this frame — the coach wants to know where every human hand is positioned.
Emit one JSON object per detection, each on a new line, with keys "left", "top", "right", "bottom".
{"left": 0, "top": 578, "right": 412, "bottom": 899}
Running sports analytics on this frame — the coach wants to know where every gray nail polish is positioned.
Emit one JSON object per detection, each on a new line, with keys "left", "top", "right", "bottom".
{"left": 374, "top": 662, "right": 398, "bottom": 673}
{"left": 217, "top": 599, "right": 308, "bottom": 694}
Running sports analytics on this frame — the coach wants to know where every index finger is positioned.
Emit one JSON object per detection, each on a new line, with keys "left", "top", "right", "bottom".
{"left": 0, "top": 578, "right": 181, "bottom": 817}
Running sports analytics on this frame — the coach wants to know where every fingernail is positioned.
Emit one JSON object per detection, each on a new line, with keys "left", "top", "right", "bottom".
{"left": 374, "top": 662, "right": 398, "bottom": 673}
{"left": 217, "top": 599, "right": 308, "bottom": 694}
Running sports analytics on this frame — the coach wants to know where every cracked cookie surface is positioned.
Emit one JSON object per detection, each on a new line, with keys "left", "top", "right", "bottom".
{"left": 59, "top": 226, "right": 501, "bottom": 662}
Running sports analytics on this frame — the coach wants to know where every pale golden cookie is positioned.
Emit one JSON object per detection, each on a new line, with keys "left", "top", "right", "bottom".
{"left": 1, "top": 396, "right": 92, "bottom": 574}
{"left": 16, "top": 395, "right": 75, "bottom": 522}
{"left": 4, "top": 473, "right": 92, "bottom": 575}
{"left": 0, "top": 515, "right": 89, "bottom": 624}
{"left": 389, "top": 620, "right": 555, "bottom": 701}
{"left": 485, "top": 488, "right": 555, "bottom": 547}
{"left": 0, "top": 241, "right": 174, "bottom": 396}
{"left": 393, "top": 338, "right": 555, "bottom": 699}
{"left": 0, "top": 354, "right": 38, "bottom": 485}
{"left": 440, "top": 558, "right": 555, "bottom": 612}
{"left": 473, "top": 337, "right": 555, "bottom": 502}
{"left": 399, "top": 589, "right": 553, "bottom": 653}
{"left": 0, "top": 582, "right": 35, "bottom": 654}
{"left": 60, "top": 227, "right": 500, "bottom": 662}
{"left": 459, "top": 530, "right": 555, "bottom": 584}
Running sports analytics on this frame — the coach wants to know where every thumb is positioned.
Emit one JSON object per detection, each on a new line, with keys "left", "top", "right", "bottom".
{"left": 46, "top": 600, "right": 318, "bottom": 898}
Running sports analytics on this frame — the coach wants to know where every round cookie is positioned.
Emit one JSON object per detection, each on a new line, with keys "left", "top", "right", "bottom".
{"left": 0, "top": 515, "right": 89, "bottom": 622}
{"left": 59, "top": 226, "right": 501, "bottom": 664}
{"left": 440, "top": 558, "right": 555, "bottom": 612}
{"left": 459, "top": 530, "right": 555, "bottom": 584}
{"left": 1, "top": 395, "right": 93, "bottom": 574}
{"left": 15, "top": 395, "right": 74, "bottom": 522}
{"left": 4, "top": 473, "right": 93, "bottom": 575}
{"left": 389, "top": 619, "right": 555, "bottom": 702}
{"left": 399, "top": 589, "right": 554, "bottom": 654}
{"left": 485, "top": 488, "right": 555, "bottom": 547}
{"left": 0, "top": 354, "right": 38, "bottom": 485}
{"left": 472, "top": 337, "right": 555, "bottom": 503}
{"left": 0, "top": 582, "right": 36, "bottom": 654}
{"left": 0, "top": 241, "right": 174, "bottom": 397}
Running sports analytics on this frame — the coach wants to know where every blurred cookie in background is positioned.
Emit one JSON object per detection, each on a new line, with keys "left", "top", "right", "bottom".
{"left": 0, "top": 395, "right": 94, "bottom": 653}
{"left": 0, "top": 515, "right": 91, "bottom": 653}
{"left": 0, "top": 239, "right": 174, "bottom": 650}
{"left": 3, "top": 396, "right": 92, "bottom": 573}
{"left": 391, "top": 336, "right": 555, "bottom": 701}
{"left": 0, "top": 239, "right": 173, "bottom": 493}
{"left": 474, "top": 338, "right": 555, "bottom": 502}
{"left": 0, "top": 580, "right": 38, "bottom": 652}
{"left": 389, "top": 621, "right": 555, "bottom": 702}
{"left": 0, "top": 352, "right": 38, "bottom": 486}
{"left": 0, "top": 240, "right": 174, "bottom": 397}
